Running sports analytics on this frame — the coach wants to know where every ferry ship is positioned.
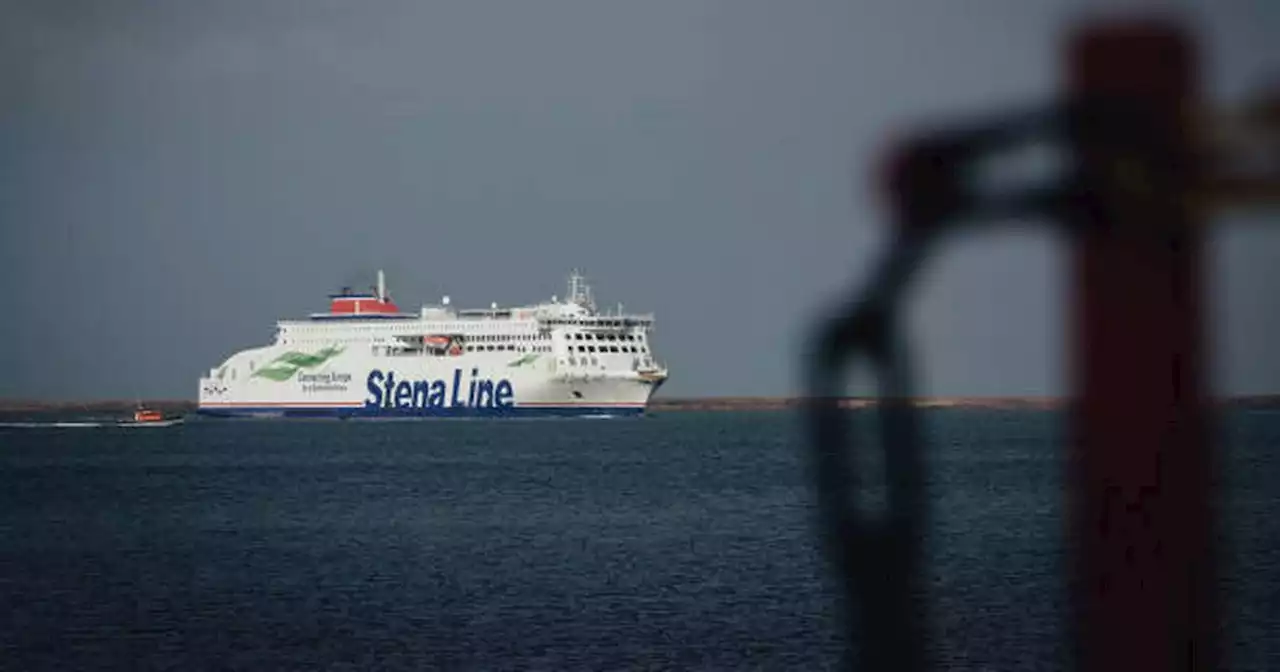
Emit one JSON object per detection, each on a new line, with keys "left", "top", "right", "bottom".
{"left": 196, "top": 271, "right": 668, "bottom": 419}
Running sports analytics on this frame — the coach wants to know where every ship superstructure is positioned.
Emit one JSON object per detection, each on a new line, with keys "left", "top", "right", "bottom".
{"left": 197, "top": 271, "right": 667, "bottom": 418}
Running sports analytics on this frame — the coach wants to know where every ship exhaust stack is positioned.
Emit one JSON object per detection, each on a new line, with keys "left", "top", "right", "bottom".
{"left": 377, "top": 270, "right": 387, "bottom": 302}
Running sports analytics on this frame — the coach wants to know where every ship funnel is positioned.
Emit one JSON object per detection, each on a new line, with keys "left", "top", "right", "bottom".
{"left": 377, "top": 270, "right": 386, "bottom": 301}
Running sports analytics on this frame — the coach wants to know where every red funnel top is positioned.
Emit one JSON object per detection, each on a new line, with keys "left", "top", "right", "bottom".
{"left": 327, "top": 293, "right": 401, "bottom": 315}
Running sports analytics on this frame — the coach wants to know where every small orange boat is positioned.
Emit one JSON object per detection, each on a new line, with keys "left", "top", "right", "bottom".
{"left": 134, "top": 408, "right": 164, "bottom": 423}
{"left": 118, "top": 405, "right": 184, "bottom": 428}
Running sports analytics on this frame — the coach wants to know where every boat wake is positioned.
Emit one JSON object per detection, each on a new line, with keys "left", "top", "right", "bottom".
{"left": 0, "top": 421, "right": 104, "bottom": 429}
{"left": 0, "top": 418, "right": 185, "bottom": 429}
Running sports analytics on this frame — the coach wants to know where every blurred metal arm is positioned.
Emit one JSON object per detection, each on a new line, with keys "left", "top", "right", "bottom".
{"left": 806, "top": 15, "right": 1280, "bottom": 672}
{"left": 805, "top": 228, "right": 927, "bottom": 672}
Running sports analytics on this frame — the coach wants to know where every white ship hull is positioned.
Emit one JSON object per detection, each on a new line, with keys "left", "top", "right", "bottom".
{"left": 198, "top": 347, "right": 663, "bottom": 419}
{"left": 196, "top": 271, "right": 668, "bottom": 420}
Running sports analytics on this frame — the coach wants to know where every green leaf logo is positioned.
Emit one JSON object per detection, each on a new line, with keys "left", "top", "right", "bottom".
{"left": 252, "top": 366, "right": 301, "bottom": 381}
{"left": 252, "top": 345, "right": 345, "bottom": 382}
{"left": 507, "top": 353, "right": 539, "bottom": 368}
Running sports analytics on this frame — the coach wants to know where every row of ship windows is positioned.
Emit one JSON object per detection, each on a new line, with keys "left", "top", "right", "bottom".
{"left": 570, "top": 333, "right": 641, "bottom": 342}
{"left": 571, "top": 345, "right": 647, "bottom": 354}
{"left": 286, "top": 324, "right": 549, "bottom": 333}
{"left": 465, "top": 345, "right": 552, "bottom": 353}
{"left": 283, "top": 334, "right": 645, "bottom": 346}
{"left": 424, "top": 343, "right": 645, "bottom": 354}
{"left": 469, "top": 334, "right": 549, "bottom": 342}
{"left": 282, "top": 338, "right": 548, "bottom": 346}
{"left": 283, "top": 333, "right": 553, "bottom": 340}
{"left": 280, "top": 337, "right": 545, "bottom": 343}
{"left": 451, "top": 333, "right": 643, "bottom": 344}
{"left": 286, "top": 325, "right": 651, "bottom": 337}
{"left": 281, "top": 332, "right": 645, "bottom": 341}
{"left": 545, "top": 319, "right": 641, "bottom": 327}
{"left": 282, "top": 328, "right": 641, "bottom": 339}
{"left": 287, "top": 340, "right": 648, "bottom": 356}
{"left": 565, "top": 356, "right": 654, "bottom": 367}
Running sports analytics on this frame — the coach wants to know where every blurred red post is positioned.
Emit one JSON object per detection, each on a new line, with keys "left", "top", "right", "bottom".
{"left": 1066, "top": 19, "right": 1217, "bottom": 671}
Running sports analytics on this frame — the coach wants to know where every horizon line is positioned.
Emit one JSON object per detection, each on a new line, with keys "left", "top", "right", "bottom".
{"left": 2, "top": 394, "right": 1278, "bottom": 412}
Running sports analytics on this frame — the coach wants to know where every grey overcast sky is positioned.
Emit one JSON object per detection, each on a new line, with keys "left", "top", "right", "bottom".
{"left": 1, "top": 0, "right": 1277, "bottom": 400}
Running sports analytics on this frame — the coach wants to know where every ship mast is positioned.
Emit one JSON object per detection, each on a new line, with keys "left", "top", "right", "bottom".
{"left": 567, "top": 269, "right": 595, "bottom": 311}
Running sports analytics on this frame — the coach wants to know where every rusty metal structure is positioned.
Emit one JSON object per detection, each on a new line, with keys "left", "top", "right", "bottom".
{"left": 806, "top": 15, "right": 1279, "bottom": 672}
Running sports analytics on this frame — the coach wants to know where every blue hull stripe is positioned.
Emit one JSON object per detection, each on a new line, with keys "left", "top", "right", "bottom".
{"left": 197, "top": 405, "right": 646, "bottom": 419}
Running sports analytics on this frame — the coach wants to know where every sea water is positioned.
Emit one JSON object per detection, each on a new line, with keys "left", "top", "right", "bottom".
{"left": 0, "top": 410, "right": 1276, "bottom": 670}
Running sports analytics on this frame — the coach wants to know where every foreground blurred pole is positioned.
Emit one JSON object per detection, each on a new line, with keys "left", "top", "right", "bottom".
{"left": 807, "top": 10, "right": 1280, "bottom": 669}
{"left": 1064, "top": 22, "right": 1216, "bottom": 671}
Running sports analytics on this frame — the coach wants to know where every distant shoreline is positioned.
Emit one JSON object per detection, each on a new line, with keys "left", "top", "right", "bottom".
{"left": 2, "top": 396, "right": 1279, "bottom": 413}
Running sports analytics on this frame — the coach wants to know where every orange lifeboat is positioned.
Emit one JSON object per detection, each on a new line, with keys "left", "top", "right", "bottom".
{"left": 133, "top": 407, "right": 164, "bottom": 423}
